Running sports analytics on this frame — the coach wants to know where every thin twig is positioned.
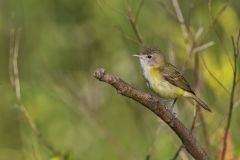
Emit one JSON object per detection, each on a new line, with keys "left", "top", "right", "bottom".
{"left": 166, "top": 1, "right": 209, "bottom": 158}
{"left": 94, "top": 68, "right": 210, "bottom": 160}
{"left": 9, "top": 28, "right": 15, "bottom": 86}
{"left": 171, "top": 0, "right": 196, "bottom": 72}
{"left": 172, "top": 0, "right": 189, "bottom": 40}
{"left": 171, "top": 145, "right": 184, "bottom": 160}
{"left": 171, "top": 107, "right": 199, "bottom": 160}
{"left": 182, "top": 41, "right": 215, "bottom": 70}
{"left": 135, "top": 0, "right": 144, "bottom": 24}
{"left": 195, "top": 27, "right": 204, "bottom": 41}
{"left": 158, "top": 1, "right": 178, "bottom": 22}
{"left": 142, "top": 3, "right": 189, "bottom": 154}
{"left": 221, "top": 33, "right": 239, "bottom": 160}
{"left": 192, "top": 41, "right": 214, "bottom": 54}
{"left": 200, "top": 55, "right": 231, "bottom": 95}
{"left": 172, "top": 52, "right": 207, "bottom": 160}
{"left": 195, "top": 49, "right": 211, "bottom": 154}
{"left": 208, "top": 0, "right": 231, "bottom": 30}
{"left": 9, "top": 28, "right": 58, "bottom": 154}
{"left": 236, "top": 77, "right": 240, "bottom": 85}
{"left": 145, "top": 122, "right": 161, "bottom": 160}
{"left": 199, "top": 110, "right": 211, "bottom": 151}
{"left": 116, "top": 26, "right": 142, "bottom": 45}
{"left": 169, "top": 3, "right": 213, "bottom": 155}
{"left": 125, "top": 0, "right": 144, "bottom": 46}
{"left": 208, "top": 0, "right": 234, "bottom": 71}
{"left": 12, "top": 29, "right": 22, "bottom": 100}
{"left": 209, "top": 97, "right": 240, "bottom": 142}
{"left": 172, "top": 0, "right": 214, "bottom": 72}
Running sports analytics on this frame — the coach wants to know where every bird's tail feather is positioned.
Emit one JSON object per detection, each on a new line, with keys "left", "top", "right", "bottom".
{"left": 192, "top": 95, "right": 212, "bottom": 112}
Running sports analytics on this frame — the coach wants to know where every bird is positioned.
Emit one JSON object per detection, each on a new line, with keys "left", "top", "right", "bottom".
{"left": 133, "top": 48, "right": 211, "bottom": 112}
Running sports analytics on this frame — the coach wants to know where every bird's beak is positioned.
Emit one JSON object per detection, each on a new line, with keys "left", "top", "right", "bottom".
{"left": 133, "top": 53, "right": 143, "bottom": 59}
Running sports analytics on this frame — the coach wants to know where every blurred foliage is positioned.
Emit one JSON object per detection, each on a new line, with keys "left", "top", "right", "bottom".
{"left": 0, "top": 0, "right": 240, "bottom": 159}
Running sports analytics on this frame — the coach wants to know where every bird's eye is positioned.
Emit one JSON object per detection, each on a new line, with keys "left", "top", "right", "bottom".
{"left": 147, "top": 55, "right": 152, "bottom": 59}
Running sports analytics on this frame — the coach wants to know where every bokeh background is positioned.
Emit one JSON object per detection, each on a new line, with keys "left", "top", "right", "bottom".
{"left": 0, "top": 0, "right": 240, "bottom": 159}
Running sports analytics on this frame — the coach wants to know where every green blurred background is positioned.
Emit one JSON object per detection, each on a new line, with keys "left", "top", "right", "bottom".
{"left": 0, "top": 0, "right": 240, "bottom": 159}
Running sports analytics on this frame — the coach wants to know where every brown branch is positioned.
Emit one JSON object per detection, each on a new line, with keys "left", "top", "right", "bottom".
{"left": 171, "top": 107, "right": 199, "bottom": 160}
{"left": 93, "top": 68, "right": 210, "bottom": 160}
{"left": 154, "top": 2, "right": 213, "bottom": 157}
{"left": 169, "top": 2, "right": 212, "bottom": 155}
{"left": 172, "top": 52, "right": 208, "bottom": 160}
{"left": 169, "top": 1, "right": 214, "bottom": 157}
{"left": 221, "top": 33, "right": 239, "bottom": 160}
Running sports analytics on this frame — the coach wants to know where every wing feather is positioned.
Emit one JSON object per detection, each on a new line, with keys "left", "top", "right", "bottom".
{"left": 160, "top": 63, "right": 194, "bottom": 94}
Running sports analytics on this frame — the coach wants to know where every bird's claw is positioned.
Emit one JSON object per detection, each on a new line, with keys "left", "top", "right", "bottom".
{"left": 169, "top": 109, "right": 177, "bottom": 117}
{"left": 172, "top": 112, "right": 177, "bottom": 117}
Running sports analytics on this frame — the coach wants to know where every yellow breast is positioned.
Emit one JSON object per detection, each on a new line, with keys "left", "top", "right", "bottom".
{"left": 144, "top": 67, "right": 185, "bottom": 98}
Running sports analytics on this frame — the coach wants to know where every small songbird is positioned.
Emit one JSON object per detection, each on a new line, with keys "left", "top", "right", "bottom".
{"left": 133, "top": 48, "right": 211, "bottom": 112}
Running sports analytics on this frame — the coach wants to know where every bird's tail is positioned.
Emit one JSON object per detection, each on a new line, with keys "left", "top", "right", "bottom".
{"left": 192, "top": 95, "right": 212, "bottom": 112}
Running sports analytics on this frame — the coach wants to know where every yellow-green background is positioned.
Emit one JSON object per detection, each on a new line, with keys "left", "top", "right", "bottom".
{"left": 0, "top": 0, "right": 240, "bottom": 159}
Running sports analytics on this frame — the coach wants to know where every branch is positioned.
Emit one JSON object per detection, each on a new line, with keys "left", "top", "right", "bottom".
{"left": 125, "top": 0, "right": 144, "bottom": 47}
{"left": 145, "top": 121, "right": 161, "bottom": 160}
{"left": 172, "top": 0, "right": 189, "bottom": 40}
{"left": 208, "top": 0, "right": 233, "bottom": 70}
{"left": 200, "top": 55, "right": 231, "bottom": 95}
{"left": 171, "top": 107, "right": 199, "bottom": 160}
{"left": 168, "top": 1, "right": 215, "bottom": 157}
{"left": 158, "top": 1, "right": 178, "bottom": 23}
{"left": 199, "top": 110, "right": 211, "bottom": 152}
{"left": 135, "top": 0, "right": 144, "bottom": 24}
{"left": 9, "top": 27, "right": 58, "bottom": 155}
{"left": 221, "top": 32, "right": 239, "bottom": 160}
{"left": 93, "top": 68, "right": 210, "bottom": 160}
{"left": 172, "top": 53, "right": 205, "bottom": 159}
{"left": 192, "top": 41, "right": 214, "bottom": 54}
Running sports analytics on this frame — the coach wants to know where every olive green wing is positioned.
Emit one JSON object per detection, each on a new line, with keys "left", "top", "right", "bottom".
{"left": 160, "top": 63, "right": 194, "bottom": 94}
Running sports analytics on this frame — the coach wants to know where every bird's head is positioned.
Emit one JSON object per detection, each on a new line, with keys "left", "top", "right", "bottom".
{"left": 133, "top": 48, "right": 165, "bottom": 68}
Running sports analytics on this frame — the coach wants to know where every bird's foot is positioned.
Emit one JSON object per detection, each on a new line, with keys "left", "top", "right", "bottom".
{"left": 170, "top": 98, "right": 177, "bottom": 111}
{"left": 171, "top": 111, "right": 177, "bottom": 117}
{"left": 169, "top": 98, "right": 177, "bottom": 117}
{"left": 168, "top": 107, "right": 177, "bottom": 117}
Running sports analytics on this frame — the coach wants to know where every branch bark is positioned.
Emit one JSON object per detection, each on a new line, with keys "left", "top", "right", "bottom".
{"left": 93, "top": 68, "right": 210, "bottom": 160}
